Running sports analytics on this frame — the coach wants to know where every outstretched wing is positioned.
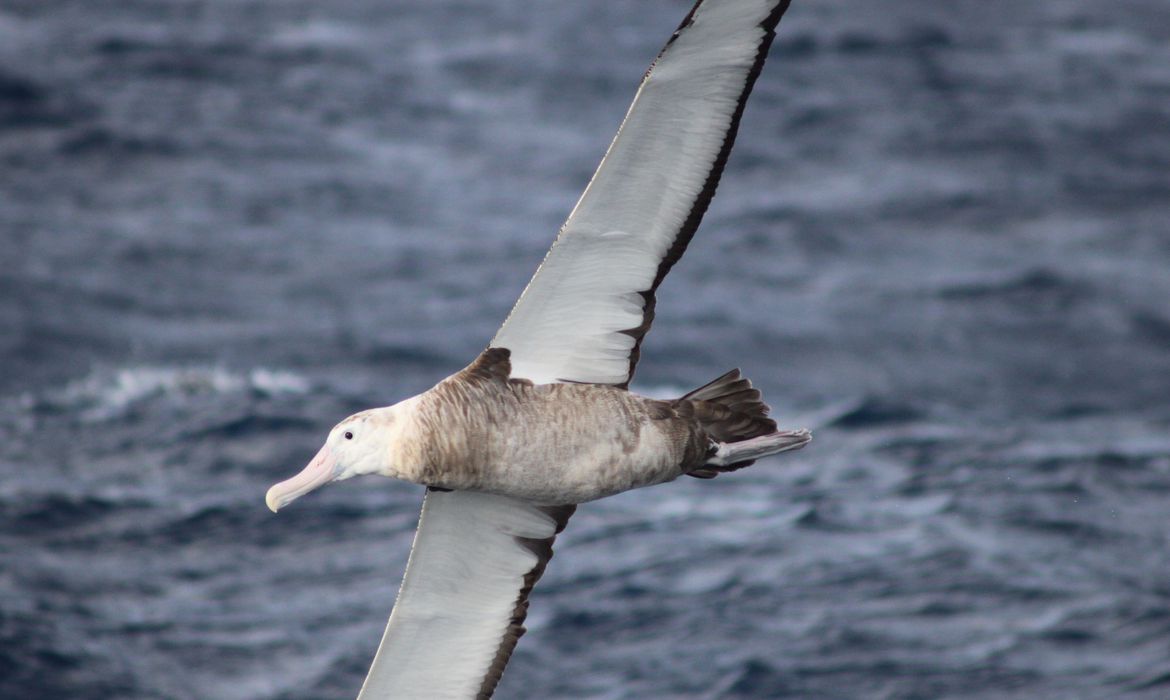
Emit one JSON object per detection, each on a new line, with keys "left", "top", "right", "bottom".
{"left": 357, "top": 494, "right": 573, "bottom": 699}
{"left": 358, "top": 1, "right": 793, "bottom": 697}
{"left": 494, "top": 0, "right": 794, "bottom": 387}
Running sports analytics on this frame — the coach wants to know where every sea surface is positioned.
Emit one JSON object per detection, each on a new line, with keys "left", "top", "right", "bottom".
{"left": 3, "top": 0, "right": 1170, "bottom": 698}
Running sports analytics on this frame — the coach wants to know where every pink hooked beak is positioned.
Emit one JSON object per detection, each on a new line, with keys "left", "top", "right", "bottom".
{"left": 265, "top": 444, "right": 338, "bottom": 513}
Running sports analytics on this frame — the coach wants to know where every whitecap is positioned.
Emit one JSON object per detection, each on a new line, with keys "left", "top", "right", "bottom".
{"left": 30, "top": 365, "right": 311, "bottom": 422}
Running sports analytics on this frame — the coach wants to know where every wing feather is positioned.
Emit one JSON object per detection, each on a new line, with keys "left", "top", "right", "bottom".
{"left": 494, "top": 0, "right": 794, "bottom": 387}
{"left": 357, "top": 491, "right": 574, "bottom": 699}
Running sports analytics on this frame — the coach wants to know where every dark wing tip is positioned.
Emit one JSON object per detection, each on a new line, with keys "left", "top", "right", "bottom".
{"left": 622, "top": 0, "right": 796, "bottom": 386}
{"left": 476, "top": 504, "right": 577, "bottom": 699}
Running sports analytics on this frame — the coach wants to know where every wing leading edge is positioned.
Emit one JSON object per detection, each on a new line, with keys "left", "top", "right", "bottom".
{"left": 359, "top": 1, "right": 793, "bottom": 697}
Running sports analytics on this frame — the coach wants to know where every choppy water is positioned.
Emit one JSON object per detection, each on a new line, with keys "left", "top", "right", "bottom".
{"left": 3, "top": 1, "right": 1170, "bottom": 698}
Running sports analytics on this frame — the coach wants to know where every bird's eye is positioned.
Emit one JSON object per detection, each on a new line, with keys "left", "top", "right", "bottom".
{"left": 344, "top": 431, "right": 354, "bottom": 440}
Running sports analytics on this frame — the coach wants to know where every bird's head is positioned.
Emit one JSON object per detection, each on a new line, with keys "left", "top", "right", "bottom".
{"left": 265, "top": 398, "right": 417, "bottom": 512}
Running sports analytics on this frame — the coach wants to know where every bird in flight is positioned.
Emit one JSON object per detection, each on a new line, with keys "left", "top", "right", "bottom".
{"left": 265, "top": 1, "right": 807, "bottom": 697}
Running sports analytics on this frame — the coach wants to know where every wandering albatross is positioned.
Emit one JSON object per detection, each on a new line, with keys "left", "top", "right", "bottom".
{"left": 265, "top": 0, "right": 807, "bottom": 696}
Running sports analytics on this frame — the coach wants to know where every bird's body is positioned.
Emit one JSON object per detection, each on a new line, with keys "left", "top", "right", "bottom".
{"left": 358, "top": 348, "right": 808, "bottom": 504}
{"left": 406, "top": 354, "right": 704, "bottom": 504}
{"left": 263, "top": 1, "right": 810, "bottom": 696}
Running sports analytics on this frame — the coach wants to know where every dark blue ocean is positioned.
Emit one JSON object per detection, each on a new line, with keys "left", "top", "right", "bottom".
{"left": 3, "top": 0, "right": 1169, "bottom": 698}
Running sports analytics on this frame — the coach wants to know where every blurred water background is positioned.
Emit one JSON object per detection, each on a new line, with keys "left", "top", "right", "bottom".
{"left": 3, "top": 0, "right": 1170, "bottom": 698}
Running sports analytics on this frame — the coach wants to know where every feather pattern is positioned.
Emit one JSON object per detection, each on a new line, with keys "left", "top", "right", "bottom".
{"left": 357, "top": 493, "right": 573, "bottom": 699}
{"left": 494, "top": 0, "right": 794, "bottom": 388}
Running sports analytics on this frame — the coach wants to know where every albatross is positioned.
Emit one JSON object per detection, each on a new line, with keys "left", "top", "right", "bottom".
{"left": 265, "top": 0, "right": 807, "bottom": 697}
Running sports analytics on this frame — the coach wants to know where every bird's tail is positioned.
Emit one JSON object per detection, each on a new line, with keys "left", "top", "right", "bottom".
{"left": 677, "top": 369, "right": 811, "bottom": 478}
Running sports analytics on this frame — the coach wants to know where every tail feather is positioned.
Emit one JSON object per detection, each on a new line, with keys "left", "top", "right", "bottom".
{"left": 676, "top": 369, "right": 776, "bottom": 444}
{"left": 708, "top": 430, "right": 812, "bottom": 468}
{"left": 682, "top": 369, "right": 754, "bottom": 403}
{"left": 675, "top": 369, "right": 810, "bottom": 479}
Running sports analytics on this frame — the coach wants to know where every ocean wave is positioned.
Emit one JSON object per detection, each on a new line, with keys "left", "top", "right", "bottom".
{"left": 25, "top": 366, "right": 311, "bottom": 423}
{"left": 834, "top": 24, "right": 953, "bottom": 55}
{"left": 57, "top": 126, "right": 182, "bottom": 158}
{"left": 935, "top": 267, "right": 1089, "bottom": 305}
{"left": 0, "top": 69, "right": 77, "bottom": 128}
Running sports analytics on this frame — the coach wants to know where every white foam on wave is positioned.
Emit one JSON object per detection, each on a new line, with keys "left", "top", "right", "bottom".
{"left": 267, "top": 20, "right": 368, "bottom": 52}
{"left": 31, "top": 366, "right": 312, "bottom": 422}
